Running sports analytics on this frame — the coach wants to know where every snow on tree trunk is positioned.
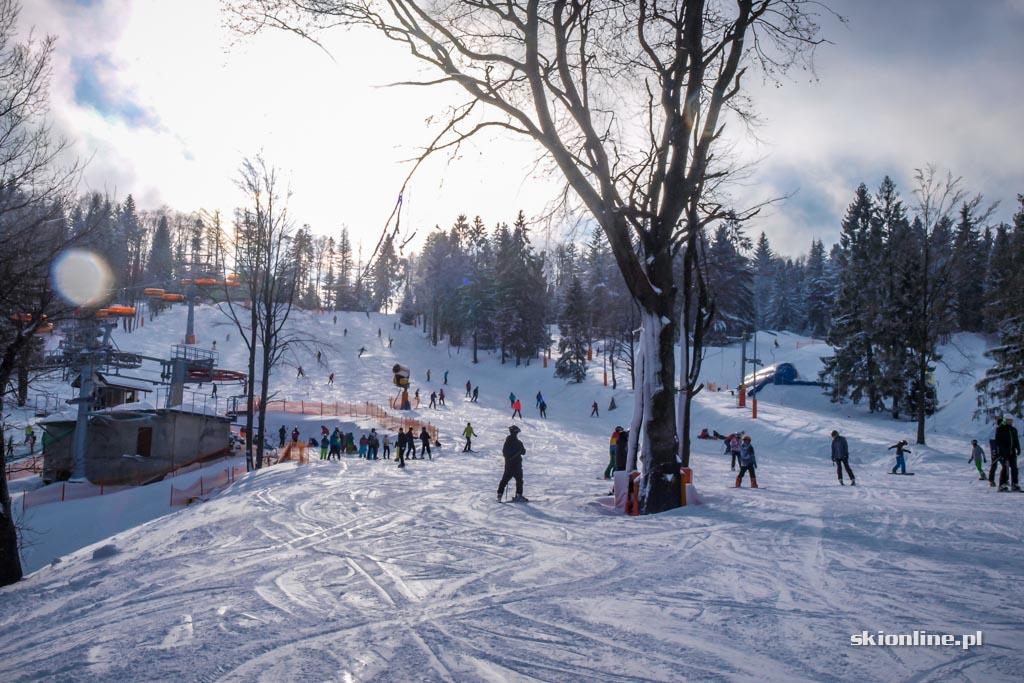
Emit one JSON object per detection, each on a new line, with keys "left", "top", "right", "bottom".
{"left": 634, "top": 311, "right": 682, "bottom": 514}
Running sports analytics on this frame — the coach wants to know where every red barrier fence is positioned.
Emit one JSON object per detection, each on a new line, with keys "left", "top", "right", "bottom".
{"left": 169, "top": 467, "right": 234, "bottom": 506}
{"left": 259, "top": 399, "right": 439, "bottom": 442}
{"left": 5, "top": 455, "right": 43, "bottom": 481}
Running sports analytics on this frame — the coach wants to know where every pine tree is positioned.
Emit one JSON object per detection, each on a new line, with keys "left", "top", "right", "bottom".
{"left": 704, "top": 215, "right": 753, "bottom": 342}
{"left": 803, "top": 240, "right": 831, "bottom": 338}
{"left": 554, "top": 276, "right": 590, "bottom": 382}
{"left": 751, "top": 232, "right": 775, "bottom": 330}
{"left": 147, "top": 215, "right": 174, "bottom": 284}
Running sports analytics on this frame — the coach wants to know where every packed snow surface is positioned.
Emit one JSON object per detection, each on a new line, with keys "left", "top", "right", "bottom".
{"left": 1, "top": 308, "right": 1021, "bottom": 682}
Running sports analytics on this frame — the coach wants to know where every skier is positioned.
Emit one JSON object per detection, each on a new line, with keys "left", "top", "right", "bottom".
{"left": 396, "top": 428, "right": 407, "bottom": 466}
{"left": 968, "top": 439, "right": 987, "bottom": 480}
{"left": 444, "top": 370, "right": 448, "bottom": 385}
{"left": 438, "top": 389, "right": 445, "bottom": 406}
{"left": 333, "top": 315, "right": 337, "bottom": 324}
{"left": 604, "top": 427, "right": 622, "bottom": 479}
{"left": 358, "top": 434, "right": 368, "bottom": 458}
{"left": 427, "top": 369, "right": 431, "bottom": 382}
{"left": 358, "top": 346, "right": 366, "bottom": 357}
{"left": 497, "top": 425, "right": 528, "bottom": 502}
{"left": 330, "top": 428, "right": 343, "bottom": 459}
{"left": 211, "top": 341, "right": 217, "bottom": 351}
{"left": 462, "top": 422, "right": 476, "bottom": 452}
{"left": 316, "top": 350, "right": 322, "bottom": 363}
{"left": 211, "top": 383, "right": 217, "bottom": 398}
{"left": 466, "top": 380, "right": 472, "bottom": 397}
{"left": 512, "top": 399, "right": 522, "bottom": 419}
{"left": 320, "top": 434, "right": 329, "bottom": 460}
{"left": 888, "top": 439, "right": 911, "bottom": 474}
{"left": 367, "top": 429, "right": 379, "bottom": 459}
{"left": 278, "top": 425, "right": 287, "bottom": 448}
{"left": 419, "top": 427, "right": 432, "bottom": 459}
{"left": 429, "top": 391, "right": 437, "bottom": 409}
{"left": 296, "top": 366, "right": 305, "bottom": 378}
{"left": 830, "top": 430, "right": 856, "bottom": 485}
{"left": 509, "top": 392, "right": 516, "bottom": 408}
{"left": 988, "top": 420, "right": 1002, "bottom": 487}
{"left": 291, "top": 427, "right": 300, "bottom": 443}
{"left": 539, "top": 399, "right": 547, "bottom": 419}
{"left": 535, "top": 391, "right": 543, "bottom": 408}
{"left": 727, "top": 433, "right": 742, "bottom": 471}
{"left": 994, "top": 417, "right": 1021, "bottom": 491}
{"left": 382, "top": 433, "right": 392, "bottom": 459}
{"left": 591, "top": 401, "right": 599, "bottom": 417}
{"left": 735, "top": 435, "right": 758, "bottom": 488}
{"left": 328, "top": 372, "right": 335, "bottom": 385}
{"left": 471, "top": 386, "right": 479, "bottom": 402}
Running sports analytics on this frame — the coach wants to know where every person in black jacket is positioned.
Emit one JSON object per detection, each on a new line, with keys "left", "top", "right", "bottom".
{"left": 419, "top": 427, "right": 432, "bottom": 459}
{"left": 498, "top": 425, "right": 528, "bottom": 502}
{"left": 831, "top": 430, "right": 856, "bottom": 486}
{"left": 994, "top": 417, "right": 1021, "bottom": 491}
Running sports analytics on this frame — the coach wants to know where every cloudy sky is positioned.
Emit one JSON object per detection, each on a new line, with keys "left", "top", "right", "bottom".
{"left": 21, "top": 0, "right": 1024, "bottom": 258}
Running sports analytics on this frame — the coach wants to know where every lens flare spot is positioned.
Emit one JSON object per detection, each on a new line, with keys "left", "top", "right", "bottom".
{"left": 52, "top": 249, "right": 112, "bottom": 307}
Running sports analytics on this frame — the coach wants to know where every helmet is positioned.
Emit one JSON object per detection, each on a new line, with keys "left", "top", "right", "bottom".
{"left": 509, "top": 425, "right": 521, "bottom": 435}
{"left": 742, "top": 435, "right": 751, "bottom": 442}
{"left": 615, "top": 426, "right": 623, "bottom": 432}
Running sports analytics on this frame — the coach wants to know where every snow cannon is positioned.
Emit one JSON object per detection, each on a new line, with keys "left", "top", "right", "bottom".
{"left": 392, "top": 364, "right": 411, "bottom": 388}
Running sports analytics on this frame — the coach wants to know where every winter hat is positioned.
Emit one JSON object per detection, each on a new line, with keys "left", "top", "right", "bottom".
{"left": 742, "top": 435, "right": 751, "bottom": 442}
{"left": 615, "top": 426, "right": 623, "bottom": 432}
{"left": 509, "top": 425, "right": 521, "bottom": 435}
{"left": 830, "top": 430, "right": 839, "bottom": 437}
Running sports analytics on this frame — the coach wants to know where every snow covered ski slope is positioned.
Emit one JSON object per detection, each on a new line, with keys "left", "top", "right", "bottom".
{"left": 1, "top": 308, "right": 1021, "bottom": 682}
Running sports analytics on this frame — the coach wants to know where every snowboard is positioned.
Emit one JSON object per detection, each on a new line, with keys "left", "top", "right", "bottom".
{"left": 887, "top": 472, "right": 915, "bottom": 475}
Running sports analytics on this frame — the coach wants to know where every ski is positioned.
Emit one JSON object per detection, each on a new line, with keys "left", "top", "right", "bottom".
{"left": 887, "top": 472, "right": 915, "bottom": 475}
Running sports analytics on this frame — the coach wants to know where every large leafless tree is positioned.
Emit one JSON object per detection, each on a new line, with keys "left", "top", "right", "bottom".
{"left": 229, "top": 0, "right": 826, "bottom": 513}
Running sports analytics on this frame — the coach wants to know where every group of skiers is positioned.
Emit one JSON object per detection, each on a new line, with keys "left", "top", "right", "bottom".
{"left": 307, "top": 424, "right": 436, "bottom": 468}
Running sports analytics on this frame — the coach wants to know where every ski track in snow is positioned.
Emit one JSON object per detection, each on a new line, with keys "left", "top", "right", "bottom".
{"left": 0, "top": 312, "right": 1021, "bottom": 682}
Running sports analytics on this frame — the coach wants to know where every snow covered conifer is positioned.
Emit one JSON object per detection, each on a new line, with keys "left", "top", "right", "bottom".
{"left": 555, "top": 276, "right": 590, "bottom": 383}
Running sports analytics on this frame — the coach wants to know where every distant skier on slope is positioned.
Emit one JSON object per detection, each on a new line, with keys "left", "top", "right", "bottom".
{"left": 498, "top": 425, "right": 528, "bottom": 502}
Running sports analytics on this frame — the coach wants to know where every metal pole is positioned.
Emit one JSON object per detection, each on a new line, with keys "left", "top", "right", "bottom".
{"left": 70, "top": 361, "right": 93, "bottom": 482}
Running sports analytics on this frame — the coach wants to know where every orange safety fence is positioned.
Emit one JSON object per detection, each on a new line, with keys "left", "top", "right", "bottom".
{"left": 5, "top": 455, "right": 44, "bottom": 481}
{"left": 259, "top": 399, "right": 439, "bottom": 442}
{"left": 22, "top": 481, "right": 133, "bottom": 513}
{"left": 169, "top": 467, "right": 234, "bottom": 506}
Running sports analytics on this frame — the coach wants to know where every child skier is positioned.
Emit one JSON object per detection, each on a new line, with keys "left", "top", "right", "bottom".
{"left": 969, "top": 440, "right": 987, "bottom": 480}
{"left": 735, "top": 435, "right": 758, "bottom": 488}
{"left": 888, "top": 439, "right": 911, "bottom": 474}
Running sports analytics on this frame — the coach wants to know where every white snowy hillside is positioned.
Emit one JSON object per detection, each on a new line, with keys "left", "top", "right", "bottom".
{"left": 1, "top": 306, "right": 1021, "bottom": 682}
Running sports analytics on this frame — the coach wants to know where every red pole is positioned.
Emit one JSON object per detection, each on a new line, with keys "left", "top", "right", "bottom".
{"left": 752, "top": 398, "right": 758, "bottom": 419}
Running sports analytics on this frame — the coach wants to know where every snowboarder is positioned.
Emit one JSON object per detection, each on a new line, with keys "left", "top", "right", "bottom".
{"left": 296, "top": 366, "right": 305, "bottom": 378}
{"left": 462, "top": 422, "right": 476, "bottom": 452}
{"left": 328, "top": 372, "right": 335, "bottom": 385}
{"left": 538, "top": 399, "right": 547, "bottom": 419}
{"left": 512, "top": 399, "right": 522, "bottom": 419}
{"left": 382, "top": 433, "right": 392, "bottom": 459}
{"left": 994, "top": 417, "right": 1020, "bottom": 491}
{"left": 438, "top": 389, "right": 446, "bottom": 406}
{"left": 358, "top": 346, "right": 366, "bottom": 357}
{"left": 735, "top": 435, "right": 758, "bottom": 488}
{"left": 830, "top": 430, "right": 856, "bottom": 485}
{"left": 278, "top": 425, "right": 287, "bottom": 448}
{"left": 888, "top": 440, "right": 911, "bottom": 474}
{"left": 591, "top": 401, "right": 599, "bottom": 417}
{"left": 429, "top": 391, "right": 437, "bottom": 409}
{"left": 969, "top": 440, "right": 987, "bottom": 480}
{"left": 419, "top": 427, "right": 432, "bottom": 459}
{"left": 498, "top": 425, "right": 528, "bottom": 502}
{"left": 605, "top": 427, "right": 622, "bottom": 479}
{"left": 471, "top": 386, "right": 479, "bottom": 402}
